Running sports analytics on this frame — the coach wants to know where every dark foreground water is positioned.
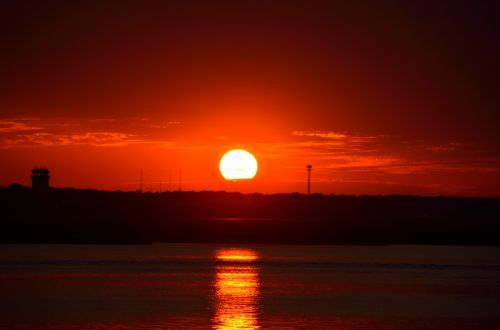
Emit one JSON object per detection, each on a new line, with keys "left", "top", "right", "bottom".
{"left": 1, "top": 244, "right": 500, "bottom": 329}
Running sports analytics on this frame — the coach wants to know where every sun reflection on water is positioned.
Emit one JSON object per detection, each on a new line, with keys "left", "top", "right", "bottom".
{"left": 213, "top": 248, "right": 260, "bottom": 330}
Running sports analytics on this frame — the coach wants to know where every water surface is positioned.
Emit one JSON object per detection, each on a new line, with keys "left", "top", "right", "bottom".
{"left": 1, "top": 244, "right": 500, "bottom": 329}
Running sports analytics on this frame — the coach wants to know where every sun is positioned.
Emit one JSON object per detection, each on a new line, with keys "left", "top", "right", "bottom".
{"left": 220, "top": 149, "right": 258, "bottom": 180}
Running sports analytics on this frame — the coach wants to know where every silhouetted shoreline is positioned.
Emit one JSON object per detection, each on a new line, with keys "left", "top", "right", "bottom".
{"left": 1, "top": 185, "right": 499, "bottom": 246}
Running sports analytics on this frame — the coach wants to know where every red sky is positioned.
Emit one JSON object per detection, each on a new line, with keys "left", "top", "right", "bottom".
{"left": 1, "top": 1, "right": 499, "bottom": 196}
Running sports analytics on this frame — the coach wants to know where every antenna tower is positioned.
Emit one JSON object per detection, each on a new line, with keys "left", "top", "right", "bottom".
{"left": 178, "top": 169, "right": 182, "bottom": 191}
{"left": 306, "top": 165, "right": 312, "bottom": 195}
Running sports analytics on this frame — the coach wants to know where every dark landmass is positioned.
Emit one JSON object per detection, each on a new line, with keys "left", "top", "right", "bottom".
{"left": 1, "top": 185, "right": 499, "bottom": 245}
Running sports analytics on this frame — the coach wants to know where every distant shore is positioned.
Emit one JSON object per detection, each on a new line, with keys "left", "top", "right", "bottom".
{"left": 1, "top": 186, "right": 499, "bottom": 246}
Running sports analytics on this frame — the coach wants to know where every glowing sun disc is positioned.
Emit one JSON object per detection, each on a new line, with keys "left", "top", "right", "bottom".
{"left": 220, "top": 149, "right": 258, "bottom": 180}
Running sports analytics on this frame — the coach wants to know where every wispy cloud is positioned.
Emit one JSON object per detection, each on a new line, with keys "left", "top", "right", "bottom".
{"left": 292, "top": 130, "right": 349, "bottom": 140}
{"left": 87, "top": 118, "right": 117, "bottom": 123}
{"left": 0, "top": 117, "right": 183, "bottom": 148}
{"left": 150, "top": 121, "right": 182, "bottom": 129}
{"left": 258, "top": 130, "right": 500, "bottom": 177}
{"left": 0, "top": 120, "right": 43, "bottom": 133}
{"left": 2, "top": 132, "right": 143, "bottom": 148}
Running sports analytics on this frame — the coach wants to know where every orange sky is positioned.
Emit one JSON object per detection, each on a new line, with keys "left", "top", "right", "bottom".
{"left": 1, "top": 1, "right": 499, "bottom": 196}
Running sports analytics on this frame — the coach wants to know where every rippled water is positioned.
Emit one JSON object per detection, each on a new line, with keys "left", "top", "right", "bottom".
{"left": 1, "top": 244, "right": 500, "bottom": 329}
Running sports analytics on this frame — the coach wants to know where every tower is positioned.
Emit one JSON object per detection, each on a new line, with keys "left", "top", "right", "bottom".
{"left": 139, "top": 168, "right": 143, "bottom": 193}
{"left": 178, "top": 169, "right": 182, "bottom": 191}
{"left": 306, "top": 165, "right": 312, "bottom": 195}
{"left": 31, "top": 168, "right": 51, "bottom": 191}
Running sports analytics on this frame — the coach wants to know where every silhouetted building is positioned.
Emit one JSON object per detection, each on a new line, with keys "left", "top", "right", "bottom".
{"left": 31, "top": 168, "right": 50, "bottom": 191}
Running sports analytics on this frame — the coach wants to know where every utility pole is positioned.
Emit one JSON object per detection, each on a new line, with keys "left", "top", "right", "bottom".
{"left": 306, "top": 165, "right": 312, "bottom": 195}
{"left": 178, "top": 169, "right": 182, "bottom": 191}
{"left": 159, "top": 171, "right": 162, "bottom": 193}
{"left": 140, "top": 169, "right": 143, "bottom": 193}
{"left": 169, "top": 171, "right": 172, "bottom": 191}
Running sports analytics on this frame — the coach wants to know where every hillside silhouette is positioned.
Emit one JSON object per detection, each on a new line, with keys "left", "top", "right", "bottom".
{"left": 1, "top": 186, "right": 499, "bottom": 245}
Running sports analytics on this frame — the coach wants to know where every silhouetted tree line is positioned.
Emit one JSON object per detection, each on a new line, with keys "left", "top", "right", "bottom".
{"left": 1, "top": 185, "right": 499, "bottom": 245}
